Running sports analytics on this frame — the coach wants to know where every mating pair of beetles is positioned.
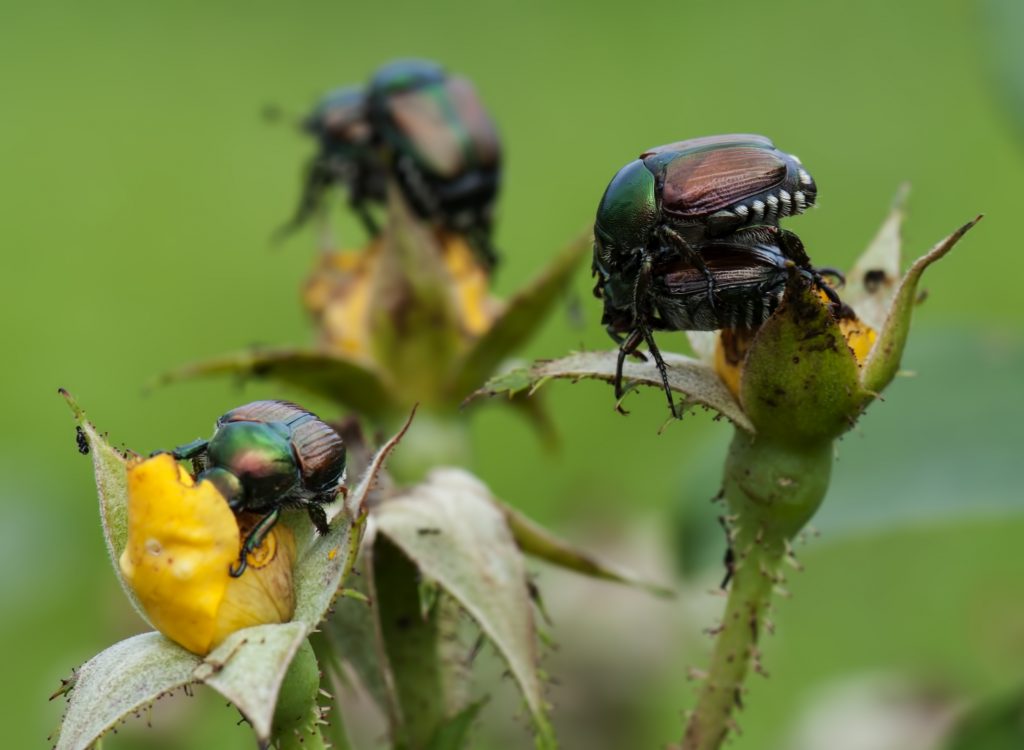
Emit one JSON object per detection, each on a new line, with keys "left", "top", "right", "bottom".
{"left": 592, "top": 133, "right": 841, "bottom": 418}
{"left": 283, "top": 59, "right": 502, "bottom": 270}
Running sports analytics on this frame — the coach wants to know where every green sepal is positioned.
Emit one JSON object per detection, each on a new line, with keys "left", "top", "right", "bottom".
{"left": 499, "top": 500, "right": 674, "bottom": 596}
{"left": 151, "top": 347, "right": 398, "bottom": 424}
{"left": 861, "top": 217, "right": 982, "bottom": 398}
{"left": 52, "top": 633, "right": 199, "bottom": 750}
{"left": 60, "top": 389, "right": 149, "bottom": 624}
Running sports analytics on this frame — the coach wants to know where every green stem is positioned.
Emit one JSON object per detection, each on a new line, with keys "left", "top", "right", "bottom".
{"left": 682, "top": 430, "right": 832, "bottom": 750}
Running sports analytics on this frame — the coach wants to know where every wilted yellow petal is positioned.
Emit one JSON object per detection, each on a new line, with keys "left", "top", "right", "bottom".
{"left": 119, "top": 454, "right": 238, "bottom": 655}
{"left": 838, "top": 316, "right": 877, "bottom": 365}
{"left": 714, "top": 329, "right": 754, "bottom": 401}
{"left": 212, "top": 515, "right": 296, "bottom": 650}
{"left": 440, "top": 233, "right": 500, "bottom": 337}
{"left": 304, "top": 246, "right": 376, "bottom": 361}
{"left": 817, "top": 289, "right": 878, "bottom": 365}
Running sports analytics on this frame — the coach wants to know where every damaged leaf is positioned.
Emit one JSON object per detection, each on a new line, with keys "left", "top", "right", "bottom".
{"left": 475, "top": 350, "right": 753, "bottom": 433}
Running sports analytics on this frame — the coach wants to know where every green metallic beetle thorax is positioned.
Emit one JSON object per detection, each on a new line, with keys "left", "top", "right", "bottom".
{"left": 593, "top": 159, "right": 659, "bottom": 271}
{"left": 206, "top": 422, "right": 299, "bottom": 508}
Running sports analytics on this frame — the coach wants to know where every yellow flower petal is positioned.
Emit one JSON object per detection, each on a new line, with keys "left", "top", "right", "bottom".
{"left": 119, "top": 454, "right": 238, "bottom": 655}
{"left": 818, "top": 289, "right": 878, "bottom": 365}
{"left": 714, "top": 328, "right": 754, "bottom": 401}
{"left": 838, "top": 316, "right": 877, "bottom": 365}
{"left": 440, "top": 233, "right": 499, "bottom": 337}
{"left": 304, "top": 247, "right": 376, "bottom": 361}
{"left": 212, "top": 514, "right": 296, "bottom": 649}
{"left": 119, "top": 455, "right": 298, "bottom": 655}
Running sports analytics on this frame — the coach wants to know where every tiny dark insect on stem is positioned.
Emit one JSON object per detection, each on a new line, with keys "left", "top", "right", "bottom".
{"left": 75, "top": 426, "right": 90, "bottom": 455}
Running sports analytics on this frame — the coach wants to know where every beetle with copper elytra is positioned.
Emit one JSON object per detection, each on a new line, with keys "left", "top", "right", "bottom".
{"left": 592, "top": 134, "right": 839, "bottom": 417}
{"left": 164, "top": 400, "right": 346, "bottom": 577}
{"left": 281, "top": 59, "right": 502, "bottom": 270}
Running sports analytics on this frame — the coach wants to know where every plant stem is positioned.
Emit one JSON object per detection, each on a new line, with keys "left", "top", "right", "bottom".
{"left": 682, "top": 430, "right": 832, "bottom": 750}
{"left": 682, "top": 526, "right": 782, "bottom": 749}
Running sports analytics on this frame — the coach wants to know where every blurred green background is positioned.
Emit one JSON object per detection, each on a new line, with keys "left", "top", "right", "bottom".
{"left": 5, "top": 0, "right": 1023, "bottom": 748}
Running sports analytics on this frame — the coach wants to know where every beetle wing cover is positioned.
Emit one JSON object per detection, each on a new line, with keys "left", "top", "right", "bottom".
{"left": 658, "top": 245, "right": 786, "bottom": 294}
{"left": 387, "top": 86, "right": 466, "bottom": 178}
{"left": 291, "top": 418, "right": 345, "bottom": 494}
{"left": 659, "top": 146, "right": 787, "bottom": 217}
{"left": 219, "top": 401, "right": 345, "bottom": 493}
{"left": 218, "top": 400, "right": 309, "bottom": 426}
{"left": 447, "top": 76, "right": 501, "bottom": 168}
{"left": 640, "top": 133, "right": 773, "bottom": 158}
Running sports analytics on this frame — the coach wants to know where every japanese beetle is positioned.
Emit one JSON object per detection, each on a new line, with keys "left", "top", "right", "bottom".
{"left": 592, "top": 135, "right": 838, "bottom": 417}
{"left": 167, "top": 400, "right": 346, "bottom": 576}
{"left": 366, "top": 59, "right": 502, "bottom": 269}
{"left": 283, "top": 59, "right": 502, "bottom": 270}
{"left": 593, "top": 134, "right": 816, "bottom": 286}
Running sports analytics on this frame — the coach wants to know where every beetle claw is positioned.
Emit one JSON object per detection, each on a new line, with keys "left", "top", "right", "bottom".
{"left": 229, "top": 556, "right": 248, "bottom": 578}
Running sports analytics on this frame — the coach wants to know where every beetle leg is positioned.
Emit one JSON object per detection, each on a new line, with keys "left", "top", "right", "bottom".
{"left": 465, "top": 224, "right": 500, "bottom": 272}
{"left": 775, "top": 229, "right": 845, "bottom": 307}
{"left": 230, "top": 508, "right": 282, "bottom": 578}
{"left": 815, "top": 267, "right": 846, "bottom": 288}
{"left": 660, "top": 226, "right": 719, "bottom": 316}
{"left": 349, "top": 193, "right": 380, "bottom": 237}
{"left": 166, "top": 438, "right": 208, "bottom": 461}
{"left": 628, "top": 253, "right": 679, "bottom": 417}
{"left": 306, "top": 502, "right": 331, "bottom": 536}
{"left": 614, "top": 329, "right": 645, "bottom": 414}
{"left": 606, "top": 326, "right": 648, "bottom": 361}
{"left": 273, "top": 157, "right": 334, "bottom": 243}
{"left": 639, "top": 322, "right": 680, "bottom": 419}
